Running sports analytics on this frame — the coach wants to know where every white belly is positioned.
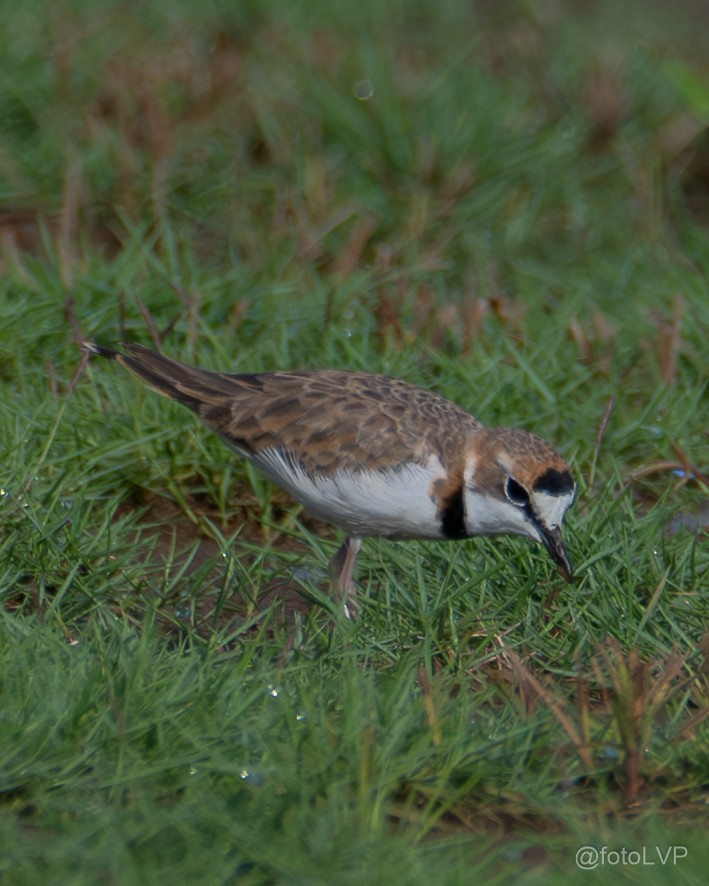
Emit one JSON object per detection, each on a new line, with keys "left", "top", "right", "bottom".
{"left": 251, "top": 447, "right": 446, "bottom": 539}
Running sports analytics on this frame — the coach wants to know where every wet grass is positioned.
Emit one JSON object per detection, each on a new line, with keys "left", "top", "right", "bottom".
{"left": 1, "top": 0, "right": 708, "bottom": 882}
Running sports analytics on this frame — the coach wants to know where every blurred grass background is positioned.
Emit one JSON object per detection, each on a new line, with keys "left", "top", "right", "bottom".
{"left": 0, "top": 0, "right": 707, "bottom": 882}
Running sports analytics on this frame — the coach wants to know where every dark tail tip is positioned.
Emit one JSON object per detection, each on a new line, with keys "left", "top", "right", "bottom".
{"left": 81, "top": 341, "right": 121, "bottom": 360}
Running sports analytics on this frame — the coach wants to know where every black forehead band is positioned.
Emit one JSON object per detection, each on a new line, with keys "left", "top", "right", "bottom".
{"left": 533, "top": 468, "right": 574, "bottom": 496}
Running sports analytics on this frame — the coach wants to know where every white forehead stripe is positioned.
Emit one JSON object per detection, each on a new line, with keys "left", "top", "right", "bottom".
{"left": 532, "top": 490, "right": 574, "bottom": 529}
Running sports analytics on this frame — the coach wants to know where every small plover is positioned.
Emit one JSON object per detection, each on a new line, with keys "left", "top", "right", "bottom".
{"left": 84, "top": 342, "right": 575, "bottom": 615}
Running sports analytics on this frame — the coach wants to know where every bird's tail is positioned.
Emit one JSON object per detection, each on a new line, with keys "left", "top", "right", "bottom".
{"left": 82, "top": 341, "right": 237, "bottom": 412}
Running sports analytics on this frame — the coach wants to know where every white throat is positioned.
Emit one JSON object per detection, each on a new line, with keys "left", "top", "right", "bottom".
{"left": 463, "top": 489, "right": 539, "bottom": 540}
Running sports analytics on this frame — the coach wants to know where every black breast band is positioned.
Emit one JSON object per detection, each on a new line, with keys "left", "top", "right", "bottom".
{"left": 440, "top": 484, "right": 468, "bottom": 540}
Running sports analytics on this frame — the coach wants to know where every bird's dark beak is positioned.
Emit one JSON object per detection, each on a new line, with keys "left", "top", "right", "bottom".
{"left": 540, "top": 525, "right": 573, "bottom": 581}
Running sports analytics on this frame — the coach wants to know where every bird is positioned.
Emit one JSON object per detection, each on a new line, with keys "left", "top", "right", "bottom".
{"left": 83, "top": 342, "right": 575, "bottom": 617}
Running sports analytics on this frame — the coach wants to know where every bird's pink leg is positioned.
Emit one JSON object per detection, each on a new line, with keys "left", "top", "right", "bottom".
{"left": 329, "top": 536, "right": 362, "bottom": 619}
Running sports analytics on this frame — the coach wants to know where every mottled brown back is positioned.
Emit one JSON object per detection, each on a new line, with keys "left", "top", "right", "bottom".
{"left": 106, "top": 343, "right": 483, "bottom": 474}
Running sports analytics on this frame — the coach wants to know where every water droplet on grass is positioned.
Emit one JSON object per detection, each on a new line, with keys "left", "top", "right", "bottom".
{"left": 353, "top": 79, "right": 374, "bottom": 100}
{"left": 240, "top": 768, "right": 264, "bottom": 786}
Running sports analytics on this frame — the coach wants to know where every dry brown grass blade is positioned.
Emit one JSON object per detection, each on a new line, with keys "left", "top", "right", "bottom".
{"left": 628, "top": 446, "right": 709, "bottom": 494}
{"left": 59, "top": 159, "right": 81, "bottom": 289}
{"left": 333, "top": 215, "right": 377, "bottom": 279}
{"left": 63, "top": 295, "right": 84, "bottom": 345}
{"left": 374, "top": 285, "right": 405, "bottom": 349}
{"left": 567, "top": 312, "right": 616, "bottom": 373}
{"left": 567, "top": 316, "right": 592, "bottom": 362}
{"left": 589, "top": 395, "right": 614, "bottom": 487}
{"left": 629, "top": 459, "right": 691, "bottom": 481}
{"left": 66, "top": 348, "right": 90, "bottom": 396}
{"left": 591, "top": 641, "right": 646, "bottom": 805}
{"left": 63, "top": 298, "right": 96, "bottom": 395}
{"left": 575, "top": 650, "right": 592, "bottom": 757}
{"left": 590, "top": 639, "right": 696, "bottom": 807}
{"left": 581, "top": 61, "right": 626, "bottom": 153}
{"left": 171, "top": 282, "right": 201, "bottom": 361}
{"left": 460, "top": 296, "right": 489, "bottom": 355}
{"left": 135, "top": 297, "right": 163, "bottom": 348}
{"left": 505, "top": 649, "right": 593, "bottom": 770}
{"left": 657, "top": 294, "right": 684, "bottom": 385}
{"left": 670, "top": 441, "right": 709, "bottom": 491}
{"left": 675, "top": 701, "right": 709, "bottom": 742}
{"left": 418, "top": 664, "right": 442, "bottom": 747}
{"left": 644, "top": 652, "right": 690, "bottom": 711}
{"left": 45, "top": 358, "right": 59, "bottom": 399}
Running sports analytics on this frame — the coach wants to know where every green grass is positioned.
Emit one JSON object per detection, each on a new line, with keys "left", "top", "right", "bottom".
{"left": 1, "top": 0, "right": 708, "bottom": 882}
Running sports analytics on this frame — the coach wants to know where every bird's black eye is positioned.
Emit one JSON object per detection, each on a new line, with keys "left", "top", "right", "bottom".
{"left": 505, "top": 477, "right": 530, "bottom": 507}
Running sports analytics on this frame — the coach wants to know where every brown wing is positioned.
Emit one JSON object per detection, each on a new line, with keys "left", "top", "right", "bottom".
{"left": 91, "top": 343, "right": 482, "bottom": 474}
